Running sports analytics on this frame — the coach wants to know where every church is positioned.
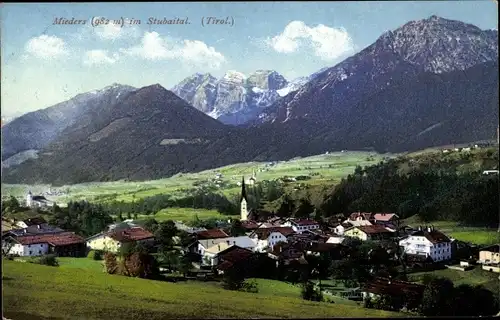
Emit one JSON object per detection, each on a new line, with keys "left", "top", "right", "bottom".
{"left": 239, "top": 176, "right": 269, "bottom": 222}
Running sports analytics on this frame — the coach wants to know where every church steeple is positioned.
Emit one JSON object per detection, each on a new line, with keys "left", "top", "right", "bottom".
{"left": 240, "top": 177, "right": 248, "bottom": 221}
{"left": 240, "top": 176, "right": 248, "bottom": 202}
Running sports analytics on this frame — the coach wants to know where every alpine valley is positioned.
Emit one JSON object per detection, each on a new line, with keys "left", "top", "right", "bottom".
{"left": 2, "top": 15, "right": 498, "bottom": 185}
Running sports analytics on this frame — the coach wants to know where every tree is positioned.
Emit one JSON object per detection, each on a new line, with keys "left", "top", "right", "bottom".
{"left": 294, "top": 198, "right": 315, "bottom": 218}
{"left": 155, "top": 220, "right": 178, "bottom": 252}
{"left": 229, "top": 219, "right": 246, "bottom": 237}
{"left": 276, "top": 195, "right": 295, "bottom": 218}
{"left": 419, "top": 277, "right": 455, "bottom": 316}
{"left": 143, "top": 218, "right": 159, "bottom": 233}
{"left": 301, "top": 281, "right": 323, "bottom": 302}
{"left": 222, "top": 266, "right": 245, "bottom": 291}
{"left": 177, "top": 255, "right": 193, "bottom": 277}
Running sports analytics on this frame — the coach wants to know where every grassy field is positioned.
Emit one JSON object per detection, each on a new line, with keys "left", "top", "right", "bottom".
{"left": 2, "top": 151, "right": 391, "bottom": 205}
{"left": 2, "top": 260, "right": 403, "bottom": 319}
{"left": 126, "top": 207, "right": 238, "bottom": 223}
{"left": 403, "top": 216, "right": 498, "bottom": 246}
{"left": 408, "top": 266, "right": 499, "bottom": 293}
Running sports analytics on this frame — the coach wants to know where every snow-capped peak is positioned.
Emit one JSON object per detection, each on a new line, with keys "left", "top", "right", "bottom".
{"left": 223, "top": 70, "right": 247, "bottom": 83}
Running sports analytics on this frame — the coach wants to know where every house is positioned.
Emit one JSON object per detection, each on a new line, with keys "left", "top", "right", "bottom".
{"left": 326, "top": 236, "right": 346, "bottom": 244}
{"left": 348, "top": 212, "right": 375, "bottom": 223}
{"left": 483, "top": 170, "right": 499, "bottom": 175}
{"left": 344, "top": 225, "right": 394, "bottom": 241}
{"left": 86, "top": 227, "right": 155, "bottom": 253}
{"left": 216, "top": 246, "right": 255, "bottom": 276}
{"left": 398, "top": 226, "right": 452, "bottom": 262}
{"left": 195, "top": 228, "right": 229, "bottom": 240}
{"left": 249, "top": 227, "right": 295, "bottom": 252}
{"left": 478, "top": 244, "right": 500, "bottom": 264}
{"left": 240, "top": 220, "right": 260, "bottom": 231}
{"left": 5, "top": 232, "right": 86, "bottom": 257}
{"left": 373, "top": 213, "right": 399, "bottom": 225}
{"left": 305, "top": 242, "right": 347, "bottom": 259}
{"left": 344, "top": 219, "right": 373, "bottom": 227}
{"left": 26, "top": 191, "right": 54, "bottom": 208}
{"left": 107, "top": 220, "right": 139, "bottom": 231}
{"left": 4, "top": 224, "right": 65, "bottom": 237}
{"left": 202, "top": 242, "right": 233, "bottom": 266}
{"left": 194, "top": 236, "right": 257, "bottom": 255}
{"left": 15, "top": 217, "right": 48, "bottom": 229}
{"left": 1, "top": 219, "right": 14, "bottom": 231}
{"left": 362, "top": 277, "right": 425, "bottom": 307}
{"left": 281, "top": 218, "right": 320, "bottom": 234}
{"left": 174, "top": 221, "right": 207, "bottom": 234}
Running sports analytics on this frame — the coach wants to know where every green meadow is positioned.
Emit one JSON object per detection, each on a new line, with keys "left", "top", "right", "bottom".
{"left": 2, "top": 151, "right": 390, "bottom": 206}
{"left": 2, "top": 260, "right": 403, "bottom": 319}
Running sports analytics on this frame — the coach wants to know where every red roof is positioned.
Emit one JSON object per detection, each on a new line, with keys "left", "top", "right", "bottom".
{"left": 15, "top": 232, "right": 85, "bottom": 246}
{"left": 373, "top": 213, "right": 399, "bottom": 222}
{"left": 108, "top": 227, "right": 154, "bottom": 242}
{"left": 290, "top": 219, "right": 319, "bottom": 226}
{"left": 196, "top": 228, "right": 229, "bottom": 239}
{"left": 356, "top": 225, "right": 394, "bottom": 235}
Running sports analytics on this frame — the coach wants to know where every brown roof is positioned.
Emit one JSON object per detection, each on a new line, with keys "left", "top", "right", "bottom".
{"left": 356, "top": 225, "right": 394, "bottom": 235}
{"left": 363, "top": 277, "right": 425, "bottom": 296}
{"left": 251, "top": 227, "right": 295, "bottom": 239}
{"left": 241, "top": 221, "right": 260, "bottom": 230}
{"left": 22, "top": 217, "right": 47, "bottom": 226}
{"left": 108, "top": 227, "right": 154, "bottom": 242}
{"left": 216, "top": 246, "right": 254, "bottom": 271}
{"left": 291, "top": 219, "right": 319, "bottom": 226}
{"left": 196, "top": 228, "right": 229, "bottom": 240}
{"left": 411, "top": 229, "right": 451, "bottom": 244}
{"left": 306, "top": 242, "right": 345, "bottom": 253}
{"left": 15, "top": 232, "right": 85, "bottom": 246}
{"left": 373, "top": 213, "right": 399, "bottom": 222}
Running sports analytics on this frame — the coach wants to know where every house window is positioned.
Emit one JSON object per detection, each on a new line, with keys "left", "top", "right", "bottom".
{"left": 39, "top": 250, "right": 42, "bottom": 254}
{"left": 29, "top": 251, "right": 32, "bottom": 255}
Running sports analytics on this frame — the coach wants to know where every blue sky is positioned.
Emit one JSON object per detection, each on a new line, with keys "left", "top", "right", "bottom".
{"left": 1, "top": 1, "right": 497, "bottom": 116}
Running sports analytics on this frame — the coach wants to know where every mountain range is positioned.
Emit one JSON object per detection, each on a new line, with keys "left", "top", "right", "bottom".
{"left": 1, "top": 15, "right": 498, "bottom": 185}
{"left": 171, "top": 68, "right": 328, "bottom": 125}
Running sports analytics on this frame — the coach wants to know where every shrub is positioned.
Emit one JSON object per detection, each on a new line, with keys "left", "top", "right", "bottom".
{"left": 87, "top": 250, "right": 103, "bottom": 260}
{"left": 301, "top": 281, "right": 323, "bottom": 302}
{"left": 104, "top": 252, "right": 118, "bottom": 274}
{"left": 241, "top": 279, "right": 259, "bottom": 293}
{"left": 31, "top": 254, "right": 59, "bottom": 267}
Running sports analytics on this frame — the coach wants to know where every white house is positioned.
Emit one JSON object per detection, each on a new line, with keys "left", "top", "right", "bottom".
{"left": 6, "top": 238, "right": 49, "bottom": 257}
{"left": 196, "top": 236, "right": 257, "bottom": 255}
{"left": 281, "top": 219, "right": 320, "bottom": 234}
{"left": 26, "top": 191, "right": 54, "bottom": 208}
{"left": 326, "top": 236, "right": 345, "bottom": 244}
{"left": 249, "top": 227, "right": 294, "bottom": 252}
{"left": 399, "top": 227, "right": 452, "bottom": 262}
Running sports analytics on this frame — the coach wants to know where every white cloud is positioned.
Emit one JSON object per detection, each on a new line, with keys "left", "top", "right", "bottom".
{"left": 24, "top": 35, "right": 69, "bottom": 60}
{"left": 266, "top": 21, "right": 354, "bottom": 61}
{"left": 120, "top": 32, "right": 226, "bottom": 69}
{"left": 83, "top": 50, "right": 119, "bottom": 66}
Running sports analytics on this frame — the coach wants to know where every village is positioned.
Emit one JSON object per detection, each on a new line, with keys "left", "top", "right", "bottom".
{"left": 2, "top": 178, "right": 499, "bottom": 316}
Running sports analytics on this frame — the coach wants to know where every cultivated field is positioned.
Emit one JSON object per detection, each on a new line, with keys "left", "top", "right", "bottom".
{"left": 2, "top": 151, "right": 390, "bottom": 205}
{"left": 408, "top": 266, "right": 499, "bottom": 293}
{"left": 403, "top": 216, "right": 498, "bottom": 246}
{"left": 2, "top": 260, "right": 402, "bottom": 319}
